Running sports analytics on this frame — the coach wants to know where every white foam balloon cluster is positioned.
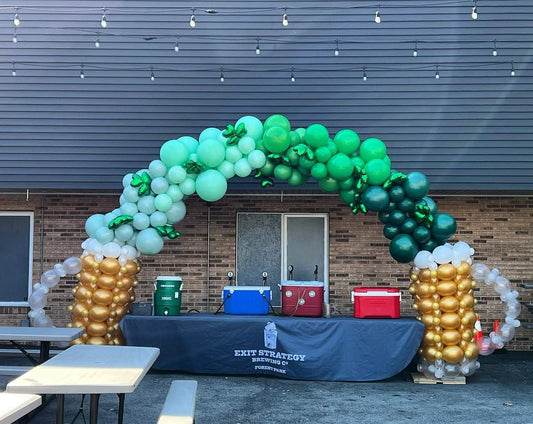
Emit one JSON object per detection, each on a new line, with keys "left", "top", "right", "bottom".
{"left": 470, "top": 263, "right": 521, "bottom": 355}
{"left": 27, "top": 256, "right": 82, "bottom": 327}
{"left": 81, "top": 238, "right": 140, "bottom": 266}
{"left": 413, "top": 241, "right": 475, "bottom": 270}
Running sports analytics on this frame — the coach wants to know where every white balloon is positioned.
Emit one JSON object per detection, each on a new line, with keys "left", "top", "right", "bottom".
{"left": 471, "top": 263, "right": 490, "bottom": 281}
{"left": 53, "top": 263, "right": 67, "bottom": 277}
{"left": 120, "top": 245, "right": 138, "bottom": 260}
{"left": 102, "top": 242, "right": 121, "bottom": 258}
{"left": 40, "top": 269, "right": 60, "bottom": 288}
{"left": 414, "top": 251, "right": 432, "bottom": 269}
{"left": 432, "top": 245, "right": 453, "bottom": 264}
{"left": 453, "top": 241, "right": 474, "bottom": 261}
{"left": 28, "top": 291, "right": 47, "bottom": 310}
{"left": 94, "top": 253, "right": 104, "bottom": 263}
{"left": 118, "top": 255, "right": 128, "bottom": 266}
{"left": 32, "top": 314, "right": 54, "bottom": 328}
{"left": 63, "top": 257, "right": 82, "bottom": 274}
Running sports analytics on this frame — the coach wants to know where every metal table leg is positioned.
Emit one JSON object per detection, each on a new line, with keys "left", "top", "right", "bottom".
{"left": 56, "top": 394, "right": 65, "bottom": 424}
{"left": 117, "top": 393, "right": 125, "bottom": 424}
{"left": 39, "top": 340, "right": 51, "bottom": 363}
{"left": 89, "top": 394, "right": 100, "bottom": 424}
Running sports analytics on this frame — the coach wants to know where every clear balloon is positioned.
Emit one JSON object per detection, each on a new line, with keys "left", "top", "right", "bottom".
{"left": 63, "top": 257, "right": 82, "bottom": 274}
{"left": 40, "top": 270, "right": 60, "bottom": 288}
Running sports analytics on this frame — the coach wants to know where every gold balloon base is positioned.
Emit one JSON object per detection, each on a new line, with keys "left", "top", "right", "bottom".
{"left": 409, "top": 261, "right": 480, "bottom": 378}
{"left": 68, "top": 254, "right": 141, "bottom": 345}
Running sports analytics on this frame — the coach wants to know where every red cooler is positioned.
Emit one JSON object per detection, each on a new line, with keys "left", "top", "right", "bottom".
{"left": 351, "top": 287, "right": 401, "bottom": 318}
{"left": 281, "top": 281, "right": 324, "bottom": 317}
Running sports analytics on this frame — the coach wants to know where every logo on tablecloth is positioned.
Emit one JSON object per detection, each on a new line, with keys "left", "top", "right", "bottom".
{"left": 264, "top": 322, "right": 277, "bottom": 349}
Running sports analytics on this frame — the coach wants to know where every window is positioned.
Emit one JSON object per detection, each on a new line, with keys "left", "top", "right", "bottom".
{"left": 236, "top": 212, "right": 329, "bottom": 306}
{"left": 0, "top": 212, "right": 34, "bottom": 306}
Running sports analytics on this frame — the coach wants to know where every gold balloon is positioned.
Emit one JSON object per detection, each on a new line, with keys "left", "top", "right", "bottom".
{"left": 437, "top": 263, "right": 457, "bottom": 280}
{"left": 441, "top": 330, "right": 462, "bottom": 346}
{"left": 461, "top": 311, "right": 477, "bottom": 326}
{"left": 88, "top": 305, "right": 110, "bottom": 322}
{"left": 457, "top": 278, "right": 472, "bottom": 292}
{"left": 99, "top": 258, "right": 121, "bottom": 275}
{"left": 115, "top": 291, "right": 131, "bottom": 305}
{"left": 462, "top": 329, "right": 473, "bottom": 341}
{"left": 420, "top": 314, "right": 435, "bottom": 328}
{"left": 417, "top": 299, "right": 434, "bottom": 314}
{"left": 440, "top": 313, "right": 461, "bottom": 330}
{"left": 419, "top": 269, "right": 432, "bottom": 282}
{"left": 456, "top": 262, "right": 471, "bottom": 276}
{"left": 424, "top": 346, "right": 438, "bottom": 361}
{"left": 74, "top": 286, "right": 92, "bottom": 301}
{"left": 87, "top": 336, "right": 107, "bottom": 345}
{"left": 82, "top": 254, "right": 97, "bottom": 271}
{"left": 114, "top": 305, "right": 128, "bottom": 319}
{"left": 436, "top": 281, "right": 457, "bottom": 296}
{"left": 442, "top": 346, "right": 464, "bottom": 364}
{"left": 459, "top": 294, "right": 475, "bottom": 309}
{"left": 87, "top": 322, "right": 108, "bottom": 337}
{"left": 464, "top": 342, "right": 479, "bottom": 359}
{"left": 439, "top": 296, "right": 459, "bottom": 312}
{"left": 423, "top": 330, "right": 437, "bottom": 346}
{"left": 92, "top": 289, "right": 114, "bottom": 305}
{"left": 118, "top": 276, "right": 135, "bottom": 290}
{"left": 72, "top": 303, "right": 88, "bottom": 318}
{"left": 122, "top": 260, "right": 139, "bottom": 276}
{"left": 78, "top": 271, "right": 97, "bottom": 285}
{"left": 408, "top": 284, "right": 416, "bottom": 294}
{"left": 96, "top": 274, "right": 117, "bottom": 290}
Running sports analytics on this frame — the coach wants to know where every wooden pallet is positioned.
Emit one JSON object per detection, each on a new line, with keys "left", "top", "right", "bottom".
{"left": 411, "top": 372, "right": 466, "bottom": 385}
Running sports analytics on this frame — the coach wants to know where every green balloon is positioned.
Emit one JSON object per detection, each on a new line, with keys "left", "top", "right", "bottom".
{"left": 361, "top": 186, "right": 390, "bottom": 212}
{"left": 286, "top": 148, "right": 300, "bottom": 166}
{"left": 327, "top": 153, "right": 355, "bottom": 181}
{"left": 364, "top": 158, "right": 391, "bottom": 185}
{"left": 305, "top": 124, "right": 329, "bottom": 149}
{"left": 287, "top": 169, "right": 306, "bottom": 186}
{"left": 263, "top": 126, "right": 290, "bottom": 153}
{"left": 298, "top": 155, "right": 316, "bottom": 169}
{"left": 178, "top": 136, "right": 199, "bottom": 154}
{"left": 235, "top": 115, "right": 264, "bottom": 141}
{"left": 289, "top": 130, "right": 301, "bottom": 146}
{"left": 274, "top": 164, "right": 293, "bottom": 180}
{"left": 413, "top": 226, "right": 431, "bottom": 243}
{"left": 420, "top": 240, "right": 439, "bottom": 252}
{"left": 311, "top": 163, "right": 328, "bottom": 180}
{"left": 389, "top": 234, "right": 418, "bottom": 263}
{"left": 397, "top": 197, "right": 415, "bottom": 213}
{"left": 378, "top": 210, "right": 390, "bottom": 224}
{"left": 430, "top": 213, "right": 457, "bottom": 241}
{"left": 255, "top": 139, "right": 268, "bottom": 153}
{"left": 264, "top": 114, "right": 291, "bottom": 132}
{"left": 195, "top": 170, "right": 227, "bottom": 202}
{"left": 383, "top": 155, "right": 391, "bottom": 167}
{"left": 160, "top": 139, "right": 190, "bottom": 168}
{"left": 400, "top": 218, "right": 417, "bottom": 234}
{"left": 259, "top": 159, "right": 276, "bottom": 177}
{"left": 359, "top": 138, "right": 387, "bottom": 162}
{"left": 333, "top": 129, "right": 360, "bottom": 155}
{"left": 388, "top": 209, "right": 406, "bottom": 226}
{"left": 318, "top": 177, "right": 340, "bottom": 193}
{"left": 196, "top": 138, "right": 225, "bottom": 168}
{"left": 423, "top": 196, "right": 438, "bottom": 214}
{"left": 383, "top": 225, "right": 400, "bottom": 240}
{"left": 326, "top": 140, "right": 338, "bottom": 155}
{"left": 352, "top": 156, "right": 365, "bottom": 169}
{"left": 403, "top": 172, "right": 430, "bottom": 200}
{"left": 315, "top": 146, "right": 332, "bottom": 163}
{"left": 295, "top": 127, "right": 306, "bottom": 140}
{"left": 388, "top": 185, "right": 405, "bottom": 202}
{"left": 339, "top": 177, "right": 354, "bottom": 190}
{"left": 339, "top": 189, "right": 356, "bottom": 205}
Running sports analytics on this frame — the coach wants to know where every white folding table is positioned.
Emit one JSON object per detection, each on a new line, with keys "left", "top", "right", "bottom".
{"left": 0, "top": 326, "right": 82, "bottom": 374}
{"left": 6, "top": 344, "right": 160, "bottom": 424}
{"left": 0, "top": 392, "right": 41, "bottom": 424}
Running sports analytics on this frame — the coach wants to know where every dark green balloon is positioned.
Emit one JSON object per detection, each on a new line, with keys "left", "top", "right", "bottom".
{"left": 361, "top": 186, "right": 390, "bottom": 212}
{"left": 318, "top": 177, "right": 340, "bottom": 193}
{"left": 430, "top": 213, "right": 457, "bottom": 241}
{"left": 388, "top": 185, "right": 405, "bottom": 203}
{"left": 378, "top": 210, "right": 390, "bottom": 224}
{"left": 420, "top": 240, "right": 439, "bottom": 252}
{"left": 260, "top": 159, "right": 275, "bottom": 176}
{"left": 298, "top": 155, "right": 316, "bottom": 169}
{"left": 422, "top": 196, "right": 438, "bottom": 214}
{"left": 389, "top": 234, "right": 419, "bottom": 263}
{"left": 403, "top": 171, "right": 430, "bottom": 200}
{"left": 388, "top": 209, "right": 406, "bottom": 226}
{"left": 286, "top": 148, "right": 300, "bottom": 166}
{"left": 397, "top": 197, "right": 415, "bottom": 213}
{"left": 339, "top": 177, "right": 354, "bottom": 190}
{"left": 339, "top": 189, "right": 356, "bottom": 205}
{"left": 413, "top": 226, "right": 431, "bottom": 243}
{"left": 400, "top": 218, "right": 417, "bottom": 234}
{"left": 274, "top": 164, "right": 292, "bottom": 180}
{"left": 288, "top": 169, "right": 306, "bottom": 186}
{"left": 255, "top": 139, "right": 268, "bottom": 153}
{"left": 383, "top": 225, "right": 400, "bottom": 240}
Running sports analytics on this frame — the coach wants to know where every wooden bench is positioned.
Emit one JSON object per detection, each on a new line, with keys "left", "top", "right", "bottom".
{"left": 157, "top": 380, "right": 197, "bottom": 424}
{"left": 0, "top": 392, "right": 41, "bottom": 424}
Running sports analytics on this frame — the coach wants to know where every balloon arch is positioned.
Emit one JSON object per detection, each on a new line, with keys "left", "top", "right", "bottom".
{"left": 27, "top": 114, "right": 521, "bottom": 379}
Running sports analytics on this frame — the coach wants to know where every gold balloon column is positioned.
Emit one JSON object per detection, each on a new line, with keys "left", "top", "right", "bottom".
{"left": 409, "top": 261, "right": 479, "bottom": 374}
{"left": 69, "top": 254, "right": 141, "bottom": 345}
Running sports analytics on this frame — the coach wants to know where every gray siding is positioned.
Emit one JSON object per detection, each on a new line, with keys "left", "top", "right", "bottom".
{"left": 0, "top": 0, "right": 532, "bottom": 192}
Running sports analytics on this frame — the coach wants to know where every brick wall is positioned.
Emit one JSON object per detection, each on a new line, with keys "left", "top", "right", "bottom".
{"left": 0, "top": 192, "right": 531, "bottom": 350}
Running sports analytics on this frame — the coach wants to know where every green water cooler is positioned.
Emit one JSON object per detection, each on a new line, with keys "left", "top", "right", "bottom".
{"left": 153, "top": 276, "right": 182, "bottom": 316}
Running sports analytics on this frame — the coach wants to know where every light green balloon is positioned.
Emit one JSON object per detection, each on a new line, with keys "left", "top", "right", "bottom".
{"left": 166, "top": 185, "right": 184, "bottom": 202}
{"left": 234, "top": 158, "right": 252, "bottom": 177}
{"left": 154, "top": 193, "right": 173, "bottom": 212}
{"left": 115, "top": 224, "right": 134, "bottom": 242}
{"left": 95, "top": 226, "right": 114, "bottom": 244}
{"left": 85, "top": 214, "right": 105, "bottom": 238}
{"left": 122, "top": 186, "right": 139, "bottom": 203}
{"left": 364, "top": 158, "right": 391, "bottom": 185}
{"left": 263, "top": 126, "right": 290, "bottom": 154}
{"left": 226, "top": 146, "right": 243, "bottom": 164}
{"left": 133, "top": 213, "right": 150, "bottom": 230}
{"left": 148, "top": 160, "right": 167, "bottom": 178}
{"left": 327, "top": 153, "right": 355, "bottom": 181}
{"left": 305, "top": 124, "right": 329, "bottom": 149}
{"left": 247, "top": 150, "right": 267, "bottom": 169}
{"left": 166, "top": 202, "right": 187, "bottom": 224}
{"left": 137, "top": 195, "right": 156, "bottom": 215}
{"left": 359, "top": 138, "right": 387, "bottom": 162}
{"left": 199, "top": 127, "right": 221, "bottom": 143}
{"left": 120, "top": 202, "right": 138, "bottom": 216}
{"left": 264, "top": 114, "right": 290, "bottom": 132}
{"left": 217, "top": 160, "right": 236, "bottom": 179}
{"left": 178, "top": 136, "right": 199, "bottom": 154}
{"left": 334, "top": 129, "right": 360, "bottom": 155}
{"left": 103, "top": 211, "right": 119, "bottom": 226}
{"left": 167, "top": 166, "right": 187, "bottom": 184}
{"left": 235, "top": 115, "right": 264, "bottom": 141}
{"left": 149, "top": 211, "right": 168, "bottom": 227}
{"left": 197, "top": 138, "right": 226, "bottom": 168}
{"left": 196, "top": 170, "right": 228, "bottom": 202}
{"left": 160, "top": 139, "right": 190, "bottom": 168}
{"left": 315, "top": 146, "right": 332, "bottom": 163}
{"left": 311, "top": 163, "right": 328, "bottom": 180}
{"left": 136, "top": 228, "right": 164, "bottom": 255}
{"left": 151, "top": 177, "right": 169, "bottom": 195}
{"left": 179, "top": 177, "right": 196, "bottom": 195}
{"left": 238, "top": 136, "right": 256, "bottom": 155}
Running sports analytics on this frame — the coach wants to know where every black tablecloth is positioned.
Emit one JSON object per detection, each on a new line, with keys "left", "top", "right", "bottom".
{"left": 121, "top": 314, "right": 424, "bottom": 382}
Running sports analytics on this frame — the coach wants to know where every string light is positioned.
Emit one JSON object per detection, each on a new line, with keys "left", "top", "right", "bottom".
{"left": 374, "top": 6, "right": 381, "bottom": 24}
{"left": 282, "top": 8, "right": 289, "bottom": 27}
{"left": 471, "top": 1, "right": 478, "bottom": 20}
{"left": 150, "top": 67, "right": 155, "bottom": 81}
{"left": 13, "top": 8, "right": 20, "bottom": 27}
{"left": 334, "top": 40, "right": 340, "bottom": 56}
{"left": 511, "top": 62, "right": 515, "bottom": 77}
{"left": 80, "top": 64, "right": 85, "bottom": 79}
{"left": 435, "top": 64, "right": 440, "bottom": 79}
{"left": 363, "top": 66, "right": 367, "bottom": 81}
{"left": 290, "top": 67, "right": 295, "bottom": 82}
{"left": 492, "top": 40, "right": 498, "bottom": 56}
{"left": 12, "top": 28, "right": 17, "bottom": 43}
{"left": 189, "top": 9, "right": 196, "bottom": 28}
{"left": 174, "top": 36, "right": 180, "bottom": 52}
{"left": 220, "top": 67, "right": 225, "bottom": 82}
{"left": 255, "top": 38, "right": 261, "bottom": 55}
{"left": 95, "top": 32, "right": 100, "bottom": 48}
{"left": 413, "top": 40, "right": 418, "bottom": 57}
{"left": 100, "top": 8, "right": 108, "bottom": 28}
{"left": 11, "top": 62, "right": 16, "bottom": 77}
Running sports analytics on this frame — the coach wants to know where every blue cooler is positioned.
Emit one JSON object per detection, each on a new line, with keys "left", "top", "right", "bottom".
{"left": 222, "top": 286, "right": 271, "bottom": 315}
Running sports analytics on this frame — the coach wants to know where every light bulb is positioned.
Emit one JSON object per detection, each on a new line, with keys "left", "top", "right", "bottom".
{"left": 150, "top": 68, "right": 155, "bottom": 81}
{"left": 13, "top": 9, "right": 20, "bottom": 27}
{"left": 471, "top": 5, "right": 478, "bottom": 20}
{"left": 291, "top": 68, "right": 295, "bottom": 82}
{"left": 435, "top": 67, "right": 440, "bottom": 79}
{"left": 101, "top": 9, "right": 107, "bottom": 28}
{"left": 511, "top": 63, "right": 515, "bottom": 77}
{"left": 282, "top": 9, "right": 289, "bottom": 27}
{"left": 95, "top": 33, "right": 100, "bottom": 48}
{"left": 174, "top": 37, "right": 180, "bottom": 52}
{"left": 492, "top": 41, "right": 497, "bottom": 56}
{"left": 334, "top": 40, "right": 339, "bottom": 56}
{"left": 80, "top": 66, "right": 85, "bottom": 79}
{"left": 374, "top": 10, "right": 381, "bottom": 24}
{"left": 11, "top": 63, "right": 16, "bottom": 77}
{"left": 12, "top": 29, "right": 17, "bottom": 43}
{"left": 256, "top": 39, "right": 261, "bottom": 55}
{"left": 413, "top": 41, "right": 418, "bottom": 57}
{"left": 220, "top": 68, "right": 224, "bottom": 82}
{"left": 190, "top": 10, "right": 196, "bottom": 28}
{"left": 363, "top": 67, "right": 367, "bottom": 81}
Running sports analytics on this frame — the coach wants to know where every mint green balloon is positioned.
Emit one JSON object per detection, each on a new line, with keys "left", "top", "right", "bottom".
{"left": 149, "top": 211, "right": 167, "bottom": 227}
{"left": 247, "top": 150, "right": 267, "bottom": 169}
{"left": 327, "top": 153, "right": 355, "bottom": 181}
{"left": 167, "top": 165, "right": 187, "bottom": 184}
{"left": 263, "top": 126, "right": 290, "bottom": 153}
{"left": 226, "top": 146, "right": 243, "bottom": 163}
{"left": 199, "top": 127, "right": 221, "bottom": 143}
{"left": 85, "top": 214, "right": 105, "bottom": 238}
{"left": 166, "top": 185, "right": 184, "bottom": 202}
{"left": 234, "top": 158, "right": 252, "bottom": 177}
{"left": 151, "top": 177, "right": 169, "bottom": 195}
{"left": 148, "top": 160, "right": 167, "bottom": 178}
{"left": 115, "top": 224, "right": 134, "bottom": 242}
{"left": 235, "top": 115, "right": 264, "bottom": 141}
{"left": 122, "top": 186, "right": 139, "bottom": 203}
{"left": 197, "top": 138, "right": 226, "bottom": 168}
{"left": 179, "top": 177, "right": 196, "bottom": 195}
{"left": 238, "top": 136, "right": 256, "bottom": 155}
{"left": 196, "top": 170, "right": 228, "bottom": 202}
{"left": 359, "top": 138, "right": 387, "bottom": 162}
{"left": 120, "top": 202, "right": 138, "bottom": 216}
{"left": 95, "top": 226, "right": 114, "bottom": 244}
{"left": 364, "top": 158, "right": 391, "bottom": 185}
{"left": 154, "top": 193, "right": 173, "bottom": 212}
{"left": 264, "top": 114, "right": 290, "bottom": 132}
{"left": 166, "top": 201, "right": 186, "bottom": 224}
{"left": 217, "top": 160, "right": 236, "bottom": 179}
{"left": 133, "top": 212, "right": 150, "bottom": 230}
{"left": 178, "top": 136, "right": 199, "bottom": 154}
{"left": 305, "top": 124, "right": 329, "bottom": 149}
{"left": 160, "top": 139, "right": 190, "bottom": 167}
{"left": 334, "top": 129, "right": 360, "bottom": 155}
{"left": 136, "top": 228, "right": 164, "bottom": 255}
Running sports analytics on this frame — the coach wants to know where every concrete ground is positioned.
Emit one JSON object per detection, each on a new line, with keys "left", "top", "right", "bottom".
{"left": 1, "top": 351, "right": 532, "bottom": 424}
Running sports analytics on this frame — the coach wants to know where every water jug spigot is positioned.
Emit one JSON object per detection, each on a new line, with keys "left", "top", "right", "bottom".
{"left": 314, "top": 265, "right": 319, "bottom": 281}
{"left": 288, "top": 265, "right": 294, "bottom": 280}
{"left": 227, "top": 271, "right": 234, "bottom": 286}
{"left": 262, "top": 271, "right": 268, "bottom": 286}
